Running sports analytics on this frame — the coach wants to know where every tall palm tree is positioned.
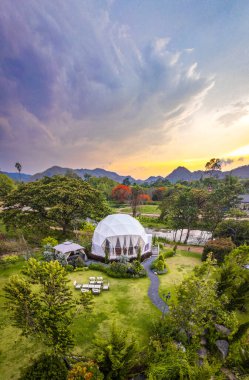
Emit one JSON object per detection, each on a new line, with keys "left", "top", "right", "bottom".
{"left": 15, "top": 162, "right": 22, "bottom": 182}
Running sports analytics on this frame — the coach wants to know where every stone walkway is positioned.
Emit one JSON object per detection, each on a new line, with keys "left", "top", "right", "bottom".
{"left": 142, "top": 257, "right": 169, "bottom": 314}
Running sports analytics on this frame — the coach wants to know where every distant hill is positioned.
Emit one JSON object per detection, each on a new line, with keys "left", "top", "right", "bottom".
{"left": 29, "top": 166, "right": 138, "bottom": 184}
{"left": 165, "top": 165, "right": 249, "bottom": 183}
{"left": 2, "top": 164, "right": 249, "bottom": 184}
{"left": 1, "top": 171, "right": 32, "bottom": 182}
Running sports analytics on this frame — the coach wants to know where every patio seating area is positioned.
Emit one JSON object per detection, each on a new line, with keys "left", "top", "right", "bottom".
{"left": 73, "top": 277, "right": 110, "bottom": 295}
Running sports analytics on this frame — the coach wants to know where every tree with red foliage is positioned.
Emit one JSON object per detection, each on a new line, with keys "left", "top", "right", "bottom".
{"left": 138, "top": 194, "right": 151, "bottom": 203}
{"left": 112, "top": 184, "right": 131, "bottom": 203}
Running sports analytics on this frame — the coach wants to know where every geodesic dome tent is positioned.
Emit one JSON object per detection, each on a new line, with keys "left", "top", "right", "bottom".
{"left": 91, "top": 214, "right": 152, "bottom": 260}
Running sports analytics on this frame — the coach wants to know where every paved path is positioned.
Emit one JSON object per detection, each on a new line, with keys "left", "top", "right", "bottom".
{"left": 142, "top": 257, "right": 169, "bottom": 314}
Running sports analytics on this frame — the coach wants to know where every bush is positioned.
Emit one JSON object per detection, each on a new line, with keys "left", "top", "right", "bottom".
{"left": 41, "top": 236, "right": 58, "bottom": 248}
{"left": 67, "top": 360, "right": 103, "bottom": 380}
{"left": 0, "top": 254, "right": 20, "bottom": 267}
{"left": 162, "top": 249, "right": 175, "bottom": 258}
{"left": 74, "top": 256, "right": 85, "bottom": 267}
{"left": 151, "top": 254, "right": 168, "bottom": 274}
{"left": 64, "top": 264, "right": 74, "bottom": 272}
{"left": 19, "top": 353, "right": 68, "bottom": 380}
{"left": 202, "top": 238, "right": 236, "bottom": 263}
{"left": 89, "top": 263, "right": 107, "bottom": 273}
{"left": 43, "top": 250, "right": 56, "bottom": 262}
{"left": 88, "top": 261, "right": 146, "bottom": 278}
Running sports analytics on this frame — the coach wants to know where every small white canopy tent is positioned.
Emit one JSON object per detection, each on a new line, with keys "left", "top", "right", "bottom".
{"left": 92, "top": 214, "right": 152, "bottom": 260}
{"left": 53, "top": 241, "right": 85, "bottom": 261}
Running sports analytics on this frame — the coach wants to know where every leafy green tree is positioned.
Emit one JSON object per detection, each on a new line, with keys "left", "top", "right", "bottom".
{"left": 4, "top": 259, "right": 75, "bottom": 354}
{"left": 122, "top": 177, "right": 131, "bottom": 186}
{"left": 130, "top": 185, "right": 143, "bottom": 217}
{"left": 0, "top": 173, "right": 15, "bottom": 200}
{"left": 217, "top": 245, "right": 249, "bottom": 311}
{"left": 2, "top": 176, "right": 110, "bottom": 237}
{"left": 201, "top": 180, "right": 242, "bottom": 235}
{"left": 88, "top": 176, "right": 118, "bottom": 200}
{"left": 94, "top": 323, "right": 138, "bottom": 379}
{"left": 214, "top": 219, "right": 249, "bottom": 246}
{"left": 147, "top": 341, "right": 190, "bottom": 380}
{"left": 202, "top": 238, "right": 236, "bottom": 263}
{"left": 77, "top": 291, "right": 95, "bottom": 316}
{"left": 170, "top": 258, "right": 238, "bottom": 342}
{"left": 79, "top": 221, "right": 95, "bottom": 252}
{"left": 159, "top": 188, "right": 207, "bottom": 243}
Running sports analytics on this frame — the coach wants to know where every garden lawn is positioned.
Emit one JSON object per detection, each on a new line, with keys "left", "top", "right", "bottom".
{"left": 68, "top": 269, "right": 160, "bottom": 355}
{"left": 158, "top": 250, "right": 202, "bottom": 302}
{"left": 0, "top": 259, "right": 160, "bottom": 379}
{"left": 117, "top": 204, "right": 160, "bottom": 215}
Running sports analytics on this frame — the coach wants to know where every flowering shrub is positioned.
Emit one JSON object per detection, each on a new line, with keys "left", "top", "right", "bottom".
{"left": 67, "top": 360, "right": 103, "bottom": 380}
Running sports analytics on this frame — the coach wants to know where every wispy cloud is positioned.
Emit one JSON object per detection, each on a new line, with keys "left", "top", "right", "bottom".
{"left": 0, "top": 0, "right": 214, "bottom": 172}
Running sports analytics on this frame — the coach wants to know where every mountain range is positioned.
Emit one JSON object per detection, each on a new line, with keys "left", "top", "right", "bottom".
{"left": 2, "top": 164, "right": 249, "bottom": 184}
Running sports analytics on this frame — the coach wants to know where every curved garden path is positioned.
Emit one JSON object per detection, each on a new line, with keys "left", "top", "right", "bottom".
{"left": 142, "top": 257, "right": 169, "bottom": 314}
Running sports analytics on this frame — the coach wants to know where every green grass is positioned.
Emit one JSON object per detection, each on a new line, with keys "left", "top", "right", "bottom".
{"left": 114, "top": 204, "right": 160, "bottom": 215}
{"left": 158, "top": 250, "right": 202, "bottom": 302}
{"left": 67, "top": 270, "right": 160, "bottom": 355}
{"left": 0, "top": 259, "right": 160, "bottom": 379}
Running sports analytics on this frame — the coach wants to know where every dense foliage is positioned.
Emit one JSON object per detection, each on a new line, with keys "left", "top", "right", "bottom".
{"left": 94, "top": 323, "right": 138, "bottom": 380}
{"left": 0, "top": 173, "right": 15, "bottom": 200}
{"left": 2, "top": 176, "right": 110, "bottom": 240}
{"left": 4, "top": 259, "right": 75, "bottom": 354}
{"left": 147, "top": 253, "right": 249, "bottom": 379}
{"left": 214, "top": 219, "right": 249, "bottom": 246}
{"left": 19, "top": 353, "right": 68, "bottom": 380}
{"left": 202, "top": 238, "right": 236, "bottom": 263}
{"left": 89, "top": 259, "right": 146, "bottom": 278}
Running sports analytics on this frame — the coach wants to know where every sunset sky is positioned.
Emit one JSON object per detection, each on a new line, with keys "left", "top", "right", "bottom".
{"left": 1, "top": 0, "right": 249, "bottom": 179}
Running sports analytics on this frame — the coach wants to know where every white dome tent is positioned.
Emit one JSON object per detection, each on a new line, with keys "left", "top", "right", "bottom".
{"left": 92, "top": 214, "right": 152, "bottom": 260}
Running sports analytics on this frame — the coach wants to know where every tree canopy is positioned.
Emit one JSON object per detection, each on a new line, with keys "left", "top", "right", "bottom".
{"left": 0, "top": 173, "right": 15, "bottom": 200}
{"left": 2, "top": 175, "right": 110, "bottom": 236}
{"left": 4, "top": 259, "right": 75, "bottom": 354}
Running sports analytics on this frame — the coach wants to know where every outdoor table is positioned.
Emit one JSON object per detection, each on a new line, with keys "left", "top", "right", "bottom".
{"left": 96, "top": 281, "right": 103, "bottom": 285}
{"left": 94, "top": 284, "right": 101, "bottom": 289}
{"left": 88, "top": 284, "right": 95, "bottom": 289}
{"left": 82, "top": 284, "right": 89, "bottom": 289}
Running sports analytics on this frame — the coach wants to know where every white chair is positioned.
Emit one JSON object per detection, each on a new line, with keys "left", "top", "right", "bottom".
{"left": 81, "top": 288, "right": 90, "bottom": 293}
{"left": 102, "top": 282, "right": 109, "bottom": 290}
{"left": 92, "top": 288, "right": 101, "bottom": 295}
